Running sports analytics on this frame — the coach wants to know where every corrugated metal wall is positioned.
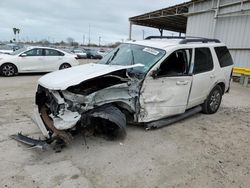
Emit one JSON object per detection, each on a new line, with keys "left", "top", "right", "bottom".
{"left": 186, "top": 0, "right": 250, "bottom": 68}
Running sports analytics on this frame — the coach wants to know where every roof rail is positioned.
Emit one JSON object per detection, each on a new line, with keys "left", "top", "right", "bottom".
{"left": 179, "top": 38, "right": 220, "bottom": 44}
{"left": 145, "top": 35, "right": 221, "bottom": 44}
{"left": 145, "top": 36, "right": 185, "bottom": 40}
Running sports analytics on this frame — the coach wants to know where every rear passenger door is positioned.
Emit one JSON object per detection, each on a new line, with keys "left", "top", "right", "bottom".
{"left": 43, "top": 49, "right": 64, "bottom": 71}
{"left": 188, "top": 47, "right": 216, "bottom": 108}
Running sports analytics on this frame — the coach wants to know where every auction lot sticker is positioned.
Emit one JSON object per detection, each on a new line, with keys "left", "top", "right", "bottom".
{"left": 143, "top": 48, "right": 159, "bottom": 56}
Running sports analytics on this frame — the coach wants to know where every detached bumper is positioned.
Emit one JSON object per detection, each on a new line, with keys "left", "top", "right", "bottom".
{"left": 34, "top": 106, "right": 50, "bottom": 138}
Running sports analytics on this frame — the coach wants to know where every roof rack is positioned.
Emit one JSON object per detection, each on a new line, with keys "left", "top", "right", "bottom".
{"left": 179, "top": 38, "right": 220, "bottom": 44}
{"left": 145, "top": 36, "right": 185, "bottom": 40}
{"left": 145, "top": 35, "right": 221, "bottom": 44}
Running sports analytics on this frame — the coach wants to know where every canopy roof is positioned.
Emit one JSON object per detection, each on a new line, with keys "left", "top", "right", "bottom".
{"left": 129, "top": 0, "right": 205, "bottom": 33}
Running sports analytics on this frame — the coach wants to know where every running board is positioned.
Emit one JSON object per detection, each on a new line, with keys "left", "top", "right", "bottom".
{"left": 146, "top": 106, "right": 202, "bottom": 130}
{"left": 10, "top": 132, "right": 51, "bottom": 150}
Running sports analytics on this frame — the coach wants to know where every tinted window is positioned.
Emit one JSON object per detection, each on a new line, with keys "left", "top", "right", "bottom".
{"left": 158, "top": 49, "right": 192, "bottom": 76}
{"left": 25, "top": 49, "right": 43, "bottom": 56}
{"left": 193, "top": 48, "right": 213, "bottom": 74}
{"left": 215, "top": 46, "right": 233, "bottom": 67}
{"left": 45, "top": 49, "right": 64, "bottom": 56}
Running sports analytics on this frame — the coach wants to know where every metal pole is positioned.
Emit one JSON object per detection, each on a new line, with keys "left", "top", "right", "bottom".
{"left": 99, "top": 36, "right": 101, "bottom": 46}
{"left": 213, "top": 0, "right": 220, "bottom": 38}
{"left": 82, "top": 34, "right": 85, "bottom": 45}
{"left": 88, "top": 24, "right": 91, "bottom": 45}
{"left": 129, "top": 22, "right": 132, "bottom": 40}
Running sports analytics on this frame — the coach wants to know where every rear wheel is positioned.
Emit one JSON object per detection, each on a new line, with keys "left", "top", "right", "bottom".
{"left": 0, "top": 63, "right": 18, "bottom": 77}
{"left": 59, "top": 63, "right": 71, "bottom": 70}
{"left": 202, "top": 85, "right": 222, "bottom": 114}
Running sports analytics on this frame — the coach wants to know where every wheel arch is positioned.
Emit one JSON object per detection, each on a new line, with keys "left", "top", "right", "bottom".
{"left": 217, "top": 82, "right": 225, "bottom": 94}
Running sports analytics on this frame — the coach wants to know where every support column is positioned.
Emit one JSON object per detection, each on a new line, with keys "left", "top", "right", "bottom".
{"left": 129, "top": 22, "right": 133, "bottom": 40}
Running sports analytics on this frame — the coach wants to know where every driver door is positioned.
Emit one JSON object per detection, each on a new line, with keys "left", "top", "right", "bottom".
{"left": 139, "top": 49, "right": 193, "bottom": 123}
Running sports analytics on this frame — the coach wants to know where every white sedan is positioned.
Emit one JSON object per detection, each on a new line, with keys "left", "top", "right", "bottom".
{"left": 0, "top": 46, "right": 79, "bottom": 76}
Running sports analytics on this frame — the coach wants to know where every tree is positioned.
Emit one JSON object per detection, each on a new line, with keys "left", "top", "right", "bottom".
{"left": 13, "top": 28, "right": 21, "bottom": 42}
{"left": 66, "top": 37, "right": 74, "bottom": 46}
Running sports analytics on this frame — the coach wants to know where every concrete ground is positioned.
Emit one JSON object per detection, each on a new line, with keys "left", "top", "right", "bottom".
{"left": 0, "top": 62, "right": 250, "bottom": 188}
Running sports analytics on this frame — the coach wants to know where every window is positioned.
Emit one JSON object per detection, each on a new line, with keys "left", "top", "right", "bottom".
{"left": 157, "top": 49, "right": 192, "bottom": 77}
{"left": 193, "top": 48, "right": 213, "bottom": 74}
{"left": 214, "top": 46, "right": 233, "bottom": 67}
{"left": 44, "top": 49, "right": 64, "bottom": 56}
{"left": 25, "top": 48, "right": 43, "bottom": 56}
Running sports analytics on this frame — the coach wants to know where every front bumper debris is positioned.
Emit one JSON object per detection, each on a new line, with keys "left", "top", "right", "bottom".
{"left": 10, "top": 133, "right": 52, "bottom": 150}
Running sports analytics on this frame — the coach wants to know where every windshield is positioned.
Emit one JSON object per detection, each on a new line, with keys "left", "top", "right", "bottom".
{"left": 98, "top": 43, "right": 165, "bottom": 75}
{"left": 11, "top": 47, "right": 27, "bottom": 55}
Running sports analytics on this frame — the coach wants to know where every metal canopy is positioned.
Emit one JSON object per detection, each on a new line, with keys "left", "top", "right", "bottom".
{"left": 129, "top": 0, "right": 206, "bottom": 34}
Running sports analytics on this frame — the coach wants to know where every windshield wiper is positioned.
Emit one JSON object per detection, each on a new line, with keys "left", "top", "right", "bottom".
{"left": 106, "top": 48, "right": 120, "bottom": 64}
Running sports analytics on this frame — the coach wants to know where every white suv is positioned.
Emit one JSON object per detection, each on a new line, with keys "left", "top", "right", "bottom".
{"left": 12, "top": 37, "right": 234, "bottom": 147}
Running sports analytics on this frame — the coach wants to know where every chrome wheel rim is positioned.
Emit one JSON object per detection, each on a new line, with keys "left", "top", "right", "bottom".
{"left": 2, "top": 65, "right": 15, "bottom": 76}
{"left": 209, "top": 90, "right": 221, "bottom": 112}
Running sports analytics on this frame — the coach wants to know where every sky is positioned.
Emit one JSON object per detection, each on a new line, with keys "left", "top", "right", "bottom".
{"left": 0, "top": 0, "right": 185, "bottom": 45}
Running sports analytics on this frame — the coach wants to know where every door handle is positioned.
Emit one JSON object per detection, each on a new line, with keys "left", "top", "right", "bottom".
{"left": 176, "top": 81, "right": 188, "bottom": 85}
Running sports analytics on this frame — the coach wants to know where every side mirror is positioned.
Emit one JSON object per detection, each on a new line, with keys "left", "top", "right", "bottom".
{"left": 151, "top": 70, "right": 158, "bottom": 79}
{"left": 20, "top": 53, "right": 27, "bottom": 57}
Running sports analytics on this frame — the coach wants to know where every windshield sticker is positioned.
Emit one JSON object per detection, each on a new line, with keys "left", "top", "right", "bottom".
{"left": 143, "top": 48, "right": 159, "bottom": 56}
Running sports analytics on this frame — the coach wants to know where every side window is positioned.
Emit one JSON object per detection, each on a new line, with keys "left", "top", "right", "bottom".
{"left": 157, "top": 49, "right": 192, "bottom": 77}
{"left": 45, "top": 49, "right": 64, "bottom": 56}
{"left": 25, "top": 49, "right": 43, "bottom": 56}
{"left": 193, "top": 48, "right": 213, "bottom": 74}
{"left": 214, "top": 46, "right": 233, "bottom": 67}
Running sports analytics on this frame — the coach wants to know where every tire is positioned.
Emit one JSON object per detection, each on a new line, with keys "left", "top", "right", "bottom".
{"left": 59, "top": 63, "right": 71, "bottom": 70}
{"left": 90, "top": 55, "right": 94, "bottom": 59}
{"left": 0, "top": 63, "right": 18, "bottom": 77}
{"left": 202, "top": 85, "right": 222, "bottom": 114}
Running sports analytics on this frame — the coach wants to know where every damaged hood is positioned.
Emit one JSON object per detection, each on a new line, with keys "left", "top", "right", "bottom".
{"left": 38, "top": 63, "right": 143, "bottom": 90}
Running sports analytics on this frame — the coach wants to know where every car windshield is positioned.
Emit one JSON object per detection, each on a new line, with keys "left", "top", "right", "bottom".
{"left": 98, "top": 43, "right": 165, "bottom": 75}
{"left": 11, "top": 47, "right": 27, "bottom": 55}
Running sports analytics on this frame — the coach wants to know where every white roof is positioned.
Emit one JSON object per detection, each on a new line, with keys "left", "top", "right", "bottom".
{"left": 126, "top": 39, "right": 225, "bottom": 51}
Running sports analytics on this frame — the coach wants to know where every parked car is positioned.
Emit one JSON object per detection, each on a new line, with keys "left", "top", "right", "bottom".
{"left": 71, "top": 49, "right": 87, "bottom": 59}
{"left": 0, "top": 45, "right": 14, "bottom": 54}
{"left": 97, "top": 48, "right": 109, "bottom": 57}
{"left": 12, "top": 37, "right": 234, "bottom": 148}
{"left": 85, "top": 48, "right": 102, "bottom": 59}
{"left": 0, "top": 46, "right": 79, "bottom": 76}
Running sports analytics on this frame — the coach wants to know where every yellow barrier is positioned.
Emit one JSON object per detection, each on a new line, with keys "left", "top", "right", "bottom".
{"left": 233, "top": 67, "right": 250, "bottom": 76}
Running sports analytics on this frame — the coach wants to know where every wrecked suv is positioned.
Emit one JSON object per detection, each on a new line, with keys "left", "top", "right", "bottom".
{"left": 13, "top": 37, "right": 234, "bottom": 147}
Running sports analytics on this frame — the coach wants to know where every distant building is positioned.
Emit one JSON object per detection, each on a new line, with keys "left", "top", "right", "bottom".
{"left": 129, "top": 0, "right": 250, "bottom": 68}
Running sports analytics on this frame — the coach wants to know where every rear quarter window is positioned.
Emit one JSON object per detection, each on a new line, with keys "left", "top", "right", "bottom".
{"left": 214, "top": 46, "right": 234, "bottom": 67}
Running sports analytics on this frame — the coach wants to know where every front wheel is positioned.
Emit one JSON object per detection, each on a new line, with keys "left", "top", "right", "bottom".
{"left": 202, "top": 85, "right": 222, "bottom": 114}
{"left": 59, "top": 63, "right": 71, "bottom": 70}
{"left": 0, "top": 63, "right": 18, "bottom": 77}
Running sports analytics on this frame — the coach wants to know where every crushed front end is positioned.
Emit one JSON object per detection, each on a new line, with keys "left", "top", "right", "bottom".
{"left": 16, "top": 68, "right": 142, "bottom": 148}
